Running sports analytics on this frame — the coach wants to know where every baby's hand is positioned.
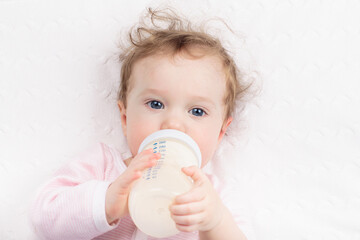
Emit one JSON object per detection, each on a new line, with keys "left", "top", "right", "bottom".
{"left": 105, "top": 149, "right": 161, "bottom": 225}
{"left": 169, "top": 166, "right": 225, "bottom": 233}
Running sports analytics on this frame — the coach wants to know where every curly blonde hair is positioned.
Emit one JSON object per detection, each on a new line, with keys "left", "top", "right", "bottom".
{"left": 118, "top": 8, "right": 248, "bottom": 121}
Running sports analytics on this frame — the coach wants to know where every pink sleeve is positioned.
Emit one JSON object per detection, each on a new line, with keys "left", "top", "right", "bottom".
{"left": 30, "top": 143, "right": 120, "bottom": 240}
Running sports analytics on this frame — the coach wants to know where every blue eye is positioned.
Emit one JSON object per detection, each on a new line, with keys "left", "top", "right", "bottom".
{"left": 147, "top": 100, "right": 163, "bottom": 109}
{"left": 190, "top": 108, "right": 205, "bottom": 117}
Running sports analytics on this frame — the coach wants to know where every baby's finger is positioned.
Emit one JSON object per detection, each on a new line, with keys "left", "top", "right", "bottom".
{"left": 174, "top": 185, "right": 206, "bottom": 204}
{"left": 182, "top": 166, "right": 206, "bottom": 186}
{"left": 170, "top": 201, "right": 205, "bottom": 215}
{"left": 129, "top": 150, "right": 160, "bottom": 169}
{"left": 114, "top": 152, "right": 160, "bottom": 191}
{"left": 171, "top": 212, "right": 205, "bottom": 227}
{"left": 131, "top": 149, "right": 159, "bottom": 164}
{"left": 175, "top": 223, "right": 199, "bottom": 233}
{"left": 130, "top": 154, "right": 159, "bottom": 171}
{"left": 112, "top": 169, "right": 142, "bottom": 195}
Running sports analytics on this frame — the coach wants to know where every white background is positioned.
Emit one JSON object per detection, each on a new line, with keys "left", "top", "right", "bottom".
{"left": 1, "top": 0, "right": 360, "bottom": 239}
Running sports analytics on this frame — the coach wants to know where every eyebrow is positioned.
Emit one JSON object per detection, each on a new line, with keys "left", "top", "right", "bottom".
{"left": 139, "top": 88, "right": 168, "bottom": 96}
{"left": 139, "top": 88, "right": 217, "bottom": 107}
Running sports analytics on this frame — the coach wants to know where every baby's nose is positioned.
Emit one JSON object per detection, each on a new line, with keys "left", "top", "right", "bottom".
{"left": 160, "top": 115, "right": 186, "bottom": 133}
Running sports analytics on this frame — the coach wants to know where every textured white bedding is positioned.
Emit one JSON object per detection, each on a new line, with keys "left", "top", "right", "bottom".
{"left": 0, "top": 0, "right": 359, "bottom": 239}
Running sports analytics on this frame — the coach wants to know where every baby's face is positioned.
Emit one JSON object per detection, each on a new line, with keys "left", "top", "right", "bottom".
{"left": 118, "top": 53, "right": 232, "bottom": 167}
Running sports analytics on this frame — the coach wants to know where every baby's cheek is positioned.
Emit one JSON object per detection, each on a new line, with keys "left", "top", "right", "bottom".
{"left": 126, "top": 128, "right": 147, "bottom": 155}
{"left": 205, "top": 124, "right": 227, "bottom": 166}
{"left": 126, "top": 116, "right": 155, "bottom": 153}
{"left": 198, "top": 141, "right": 218, "bottom": 168}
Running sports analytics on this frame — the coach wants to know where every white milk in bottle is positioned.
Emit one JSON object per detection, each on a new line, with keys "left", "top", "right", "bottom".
{"left": 128, "top": 129, "right": 201, "bottom": 238}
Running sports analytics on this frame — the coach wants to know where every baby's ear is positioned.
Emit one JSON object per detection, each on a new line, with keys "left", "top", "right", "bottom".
{"left": 117, "top": 100, "right": 127, "bottom": 136}
{"left": 217, "top": 116, "right": 232, "bottom": 144}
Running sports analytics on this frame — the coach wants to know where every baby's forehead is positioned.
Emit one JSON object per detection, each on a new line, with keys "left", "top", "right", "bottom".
{"left": 131, "top": 54, "right": 225, "bottom": 84}
{"left": 128, "top": 53, "right": 227, "bottom": 103}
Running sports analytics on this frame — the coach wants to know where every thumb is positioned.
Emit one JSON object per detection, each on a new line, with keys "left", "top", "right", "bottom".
{"left": 182, "top": 166, "right": 204, "bottom": 185}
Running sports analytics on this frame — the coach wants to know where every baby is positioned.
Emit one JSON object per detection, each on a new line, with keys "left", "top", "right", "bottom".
{"left": 30, "top": 8, "right": 252, "bottom": 240}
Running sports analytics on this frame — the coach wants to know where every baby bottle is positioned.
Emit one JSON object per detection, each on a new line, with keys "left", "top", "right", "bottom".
{"left": 128, "top": 129, "right": 202, "bottom": 238}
